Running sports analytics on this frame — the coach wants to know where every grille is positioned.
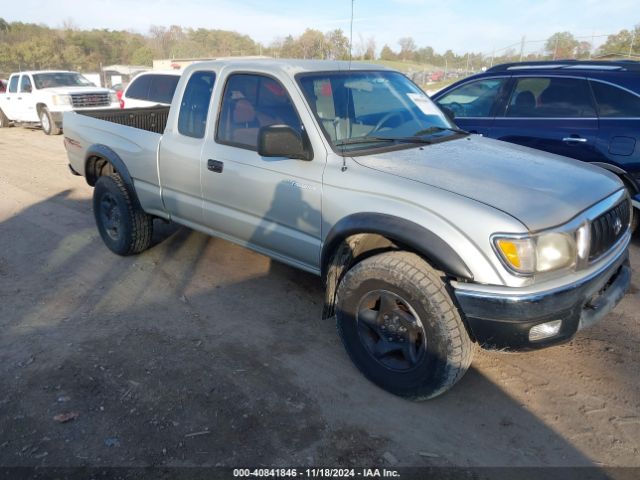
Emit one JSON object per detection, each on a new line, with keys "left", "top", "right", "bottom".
{"left": 71, "top": 93, "right": 110, "bottom": 108}
{"left": 589, "top": 200, "right": 631, "bottom": 261}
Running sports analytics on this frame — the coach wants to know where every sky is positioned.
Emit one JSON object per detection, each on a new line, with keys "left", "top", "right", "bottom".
{"left": 3, "top": 0, "right": 639, "bottom": 55}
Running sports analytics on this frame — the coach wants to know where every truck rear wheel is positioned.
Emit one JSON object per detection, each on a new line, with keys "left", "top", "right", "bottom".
{"left": 39, "top": 107, "right": 61, "bottom": 135}
{"left": 335, "top": 251, "right": 473, "bottom": 400}
{"left": 0, "top": 108, "right": 11, "bottom": 128}
{"left": 93, "top": 173, "right": 153, "bottom": 256}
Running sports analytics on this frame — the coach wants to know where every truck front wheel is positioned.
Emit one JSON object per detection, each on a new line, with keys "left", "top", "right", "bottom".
{"left": 39, "top": 107, "right": 61, "bottom": 135}
{"left": 93, "top": 173, "right": 153, "bottom": 255}
{"left": 335, "top": 251, "right": 473, "bottom": 400}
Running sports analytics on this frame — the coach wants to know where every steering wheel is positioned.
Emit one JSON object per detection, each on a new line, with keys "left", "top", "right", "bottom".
{"left": 446, "top": 102, "right": 465, "bottom": 116}
{"left": 370, "top": 112, "right": 404, "bottom": 134}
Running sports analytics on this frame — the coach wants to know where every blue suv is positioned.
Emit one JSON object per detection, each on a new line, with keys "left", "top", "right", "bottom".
{"left": 432, "top": 60, "right": 640, "bottom": 224}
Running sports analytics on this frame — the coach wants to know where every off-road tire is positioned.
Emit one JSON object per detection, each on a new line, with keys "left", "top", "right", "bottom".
{"left": 93, "top": 173, "right": 153, "bottom": 255}
{"left": 39, "top": 106, "right": 61, "bottom": 135}
{"left": 0, "top": 108, "right": 11, "bottom": 128}
{"left": 336, "top": 251, "right": 473, "bottom": 400}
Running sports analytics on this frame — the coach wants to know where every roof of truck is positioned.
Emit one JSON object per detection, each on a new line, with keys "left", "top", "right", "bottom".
{"left": 182, "top": 58, "right": 392, "bottom": 76}
{"left": 9, "top": 70, "right": 79, "bottom": 76}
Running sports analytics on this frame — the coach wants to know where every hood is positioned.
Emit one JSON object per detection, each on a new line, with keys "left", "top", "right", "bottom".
{"left": 41, "top": 86, "right": 112, "bottom": 95}
{"left": 354, "top": 135, "right": 623, "bottom": 231}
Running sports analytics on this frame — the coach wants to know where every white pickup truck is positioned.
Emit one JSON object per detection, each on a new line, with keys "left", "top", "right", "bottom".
{"left": 0, "top": 70, "right": 119, "bottom": 135}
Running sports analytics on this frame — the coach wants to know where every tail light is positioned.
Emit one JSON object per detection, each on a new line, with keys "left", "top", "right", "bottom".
{"left": 120, "top": 99, "right": 125, "bottom": 109}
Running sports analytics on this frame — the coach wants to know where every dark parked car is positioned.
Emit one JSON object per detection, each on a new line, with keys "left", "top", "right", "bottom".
{"left": 0, "top": 79, "right": 7, "bottom": 93}
{"left": 432, "top": 61, "right": 640, "bottom": 222}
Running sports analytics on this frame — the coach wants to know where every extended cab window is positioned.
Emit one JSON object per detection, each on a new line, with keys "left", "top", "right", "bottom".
{"left": 506, "top": 77, "right": 596, "bottom": 118}
{"left": 178, "top": 71, "right": 215, "bottom": 139}
{"left": 19, "top": 75, "right": 32, "bottom": 93}
{"left": 8, "top": 76, "right": 19, "bottom": 93}
{"left": 591, "top": 81, "right": 640, "bottom": 117}
{"left": 437, "top": 78, "right": 507, "bottom": 118}
{"left": 217, "top": 74, "right": 301, "bottom": 150}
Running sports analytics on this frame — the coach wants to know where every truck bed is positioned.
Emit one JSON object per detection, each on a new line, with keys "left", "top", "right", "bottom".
{"left": 78, "top": 106, "right": 170, "bottom": 134}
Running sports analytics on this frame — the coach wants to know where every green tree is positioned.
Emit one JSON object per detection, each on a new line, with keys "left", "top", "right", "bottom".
{"left": 324, "top": 29, "right": 349, "bottom": 60}
{"left": 380, "top": 44, "right": 397, "bottom": 60}
{"left": 131, "top": 46, "right": 154, "bottom": 65}
{"left": 298, "top": 29, "right": 325, "bottom": 59}
{"left": 545, "top": 32, "right": 579, "bottom": 59}
{"left": 598, "top": 24, "right": 640, "bottom": 57}
{"left": 0, "top": 18, "right": 10, "bottom": 33}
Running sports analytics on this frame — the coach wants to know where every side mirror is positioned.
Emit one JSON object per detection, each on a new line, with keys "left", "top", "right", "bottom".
{"left": 258, "top": 125, "right": 312, "bottom": 161}
{"left": 441, "top": 106, "right": 455, "bottom": 122}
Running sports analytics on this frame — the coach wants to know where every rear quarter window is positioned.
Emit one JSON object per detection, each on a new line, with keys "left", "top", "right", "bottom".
{"left": 590, "top": 81, "right": 640, "bottom": 117}
{"left": 126, "top": 75, "right": 152, "bottom": 100}
{"left": 148, "top": 75, "right": 180, "bottom": 104}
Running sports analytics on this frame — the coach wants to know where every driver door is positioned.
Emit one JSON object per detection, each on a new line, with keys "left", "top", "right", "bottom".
{"left": 200, "top": 73, "right": 325, "bottom": 270}
{"left": 434, "top": 76, "right": 510, "bottom": 136}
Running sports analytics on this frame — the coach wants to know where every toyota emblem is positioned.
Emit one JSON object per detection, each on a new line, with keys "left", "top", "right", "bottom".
{"left": 613, "top": 216, "right": 623, "bottom": 235}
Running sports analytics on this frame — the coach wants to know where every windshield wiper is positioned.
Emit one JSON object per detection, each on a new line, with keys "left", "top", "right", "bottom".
{"left": 412, "top": 126, "right": 469, "bottom": 136}
{"left": 335, "top": 136, "right": 432, "bottom": 147}
{"left": 334, "top": 136, "right": 397, "bottom": 147}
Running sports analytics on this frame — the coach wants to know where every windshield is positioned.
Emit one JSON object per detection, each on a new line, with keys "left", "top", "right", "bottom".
{"left": 297, "top": 70, "right": 458, "bottom": 152}
{"left": 33, "top": 73, "right": 95, "bottom": 89}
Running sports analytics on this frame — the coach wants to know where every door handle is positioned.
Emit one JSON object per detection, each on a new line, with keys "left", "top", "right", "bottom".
{"left": 562, "top": 137, "right": 587, "bottom": 143}
{"left": 207, "top": 159, "right": 224, "bottom": 173}
{"left": 17, "top": 97, "right": 22, "bottom": 100}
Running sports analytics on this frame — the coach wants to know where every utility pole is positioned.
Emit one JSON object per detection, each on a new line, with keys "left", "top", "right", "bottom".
{"left": 589, "top": 31, "right": 594, "bottom": 59}
{"left": 553, "top": 35, "right": 559, "bottom": 60}
{"left": 629, "top": 29, "right": 636, "bottom": 58}
{"left": 519, "top": 35, "right": 526, "bottom": 62}
{"left": 465, "top": 53, "right": 469, "bottom": 74}
{"left": 490, "top": 48, "right": 495, "bottom": 67}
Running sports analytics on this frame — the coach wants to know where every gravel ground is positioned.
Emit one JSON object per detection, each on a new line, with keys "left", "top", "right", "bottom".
{"left": 0, "top": 127, "right": 638, "bottom": 470}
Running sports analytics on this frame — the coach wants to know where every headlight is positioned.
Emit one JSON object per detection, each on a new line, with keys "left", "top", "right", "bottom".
{"left": 109, "top": 92, "right": 118, "bottom": 103}
{"left": 52, "top": 94, "right": 72, "bottom": 106}
{"left": 494, "top": 229, "right": 580, "bottom": 275}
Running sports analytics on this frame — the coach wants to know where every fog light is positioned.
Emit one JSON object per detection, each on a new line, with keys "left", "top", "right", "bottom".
{"left": 529, "top": 320, "right": 562, "bottom": 341}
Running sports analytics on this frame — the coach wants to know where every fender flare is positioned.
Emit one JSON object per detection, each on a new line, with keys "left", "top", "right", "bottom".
{"left": 84, "top": 144, "right": 134, "bottom": 188}
{"left": 591, "top": 162, "right": 639, "bottom": 193}
{"left": 321, "top": 212, "right": 473, "bottom": 280}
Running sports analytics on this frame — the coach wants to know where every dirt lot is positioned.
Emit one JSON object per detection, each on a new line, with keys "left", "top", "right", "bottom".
{"left": 0, "top": 127, "right": 639, "bottom": 471}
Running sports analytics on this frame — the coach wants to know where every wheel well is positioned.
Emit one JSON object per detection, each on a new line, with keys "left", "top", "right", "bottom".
{"left": 620, "top": 175, "right": 639, "bottom": 196}
{"left": 36, "top": 103, "right": 48, "bottom": 116}
{"left": 591, "top": 162, "right": 639, "bottom": 195}
{"left": 322, "top": 232, "right": 416, "bottom": 319}
{"left": 85, "top": 156, "right": 117, "bottom": 186}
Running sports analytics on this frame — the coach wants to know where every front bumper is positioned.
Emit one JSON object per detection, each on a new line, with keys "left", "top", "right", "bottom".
{"left": 453, "top": 249, "right": 631, "bottom": 351}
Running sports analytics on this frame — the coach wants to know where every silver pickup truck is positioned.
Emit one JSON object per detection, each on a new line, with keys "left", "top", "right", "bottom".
{"left": 63, "top": 59, "right": 632, "bottom": 400}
